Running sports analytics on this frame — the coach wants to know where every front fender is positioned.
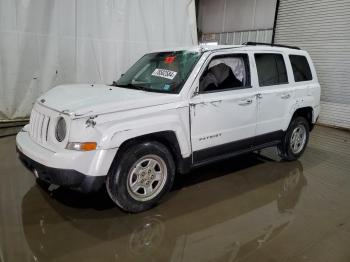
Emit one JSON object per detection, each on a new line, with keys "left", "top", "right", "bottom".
{"left": 98, "top": 109, "right": 191, "bottom": 158}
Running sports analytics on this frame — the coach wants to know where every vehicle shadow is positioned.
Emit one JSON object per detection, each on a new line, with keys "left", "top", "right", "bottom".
{"left": 33, "top": 151, "right": 293, "bottom": 212}
{"left": 32, "top": 151, "right": 308, "bottom": 214}
{"left": 21, "top": 152, "right": 307, "bottom": 261}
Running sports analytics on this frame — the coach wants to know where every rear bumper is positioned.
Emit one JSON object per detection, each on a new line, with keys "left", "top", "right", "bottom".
{"left": 17, "top": 147, "right": 105, "bottom": 192}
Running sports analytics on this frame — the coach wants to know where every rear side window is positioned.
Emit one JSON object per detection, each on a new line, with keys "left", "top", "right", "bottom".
{"left": 289, "top": 55, "right": 313, "bottom": 82}
{"left": 255, "top": 53, "right": 288, "bottom": 86}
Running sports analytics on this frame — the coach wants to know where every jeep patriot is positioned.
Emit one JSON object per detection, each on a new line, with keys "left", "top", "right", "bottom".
{"left": 16, "top": 42, "right": 321, "bottom": 212}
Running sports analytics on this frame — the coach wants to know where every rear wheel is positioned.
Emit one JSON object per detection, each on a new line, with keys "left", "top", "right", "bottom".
{"left": 106, "top": 141, "right": 175, "bottom": 213}
{"left": 278, "top": 117, "right": 310, "bottom": 161}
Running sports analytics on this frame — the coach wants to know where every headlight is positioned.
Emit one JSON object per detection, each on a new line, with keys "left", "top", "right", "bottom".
{"left": 55, "top": 117, "right": 66, "bottom": 142}
{"left": 66, "top": 142, "right": 97, "bottom": 151}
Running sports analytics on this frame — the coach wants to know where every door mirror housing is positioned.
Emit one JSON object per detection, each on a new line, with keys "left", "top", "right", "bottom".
{"left": 192, "top": 89, "right": 200, "bottom": 98}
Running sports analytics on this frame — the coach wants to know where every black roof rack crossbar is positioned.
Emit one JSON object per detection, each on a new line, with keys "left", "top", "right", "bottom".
{"left": 243, "top": 42, "right": 300, "bottom": 50}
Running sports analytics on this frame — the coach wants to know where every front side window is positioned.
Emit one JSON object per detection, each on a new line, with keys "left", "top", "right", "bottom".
{"left": 116, "top": 51, "right": 201, "bottom": 93}
{"left": 289, "top": 55, "right": 313, "bottom": 82}
{"left": 199, "top": 54, "right": 250, "bottom": 93}
{"left": 255, "top": 53, "right": 288, "bottom": 86}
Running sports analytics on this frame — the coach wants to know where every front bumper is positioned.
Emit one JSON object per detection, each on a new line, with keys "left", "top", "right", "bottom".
{"left": 16, "top": 131, "right": 117, "bottom": 192}
{"left": 17, "top": 148, "right": 105, "bottom": 192}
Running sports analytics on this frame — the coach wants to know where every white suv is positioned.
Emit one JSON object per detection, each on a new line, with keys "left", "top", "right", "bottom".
{"left": 16, "top": 42, "right": 320, "bottom": 212}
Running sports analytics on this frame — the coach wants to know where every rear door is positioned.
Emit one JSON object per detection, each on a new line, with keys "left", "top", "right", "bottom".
{"left": 253, "top": 52, "right": 295, "bottom": 144}
{"left": 189, "top": 52, "right": 258, "bottom": 164}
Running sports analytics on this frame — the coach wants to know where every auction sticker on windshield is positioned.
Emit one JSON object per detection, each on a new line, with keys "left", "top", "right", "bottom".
{"left": 152, "top": 68, "right": 177, "bottom": 80}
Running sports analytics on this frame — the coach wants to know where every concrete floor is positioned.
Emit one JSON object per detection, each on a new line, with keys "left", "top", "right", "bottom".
{"left": 0, "top": 126, "right": 350, "bottom": 262}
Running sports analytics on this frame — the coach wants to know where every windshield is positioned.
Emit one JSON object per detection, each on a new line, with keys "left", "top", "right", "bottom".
{"left": 115, "top": 51, "right": 201, "bottom": 93}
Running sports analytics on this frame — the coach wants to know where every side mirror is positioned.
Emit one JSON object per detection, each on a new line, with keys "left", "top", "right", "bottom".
{"left": 193, "top": 89, "right": 200, "bottom": 97}
{"left": 121, "top": 73, "right": 125, "bottom": 77}
{"left": 191, "top": 86, "right": 200, "bottom": 98}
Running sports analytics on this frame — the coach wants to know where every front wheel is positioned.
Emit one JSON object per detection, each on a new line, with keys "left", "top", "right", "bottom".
{"left": 278, "top": 117, "right": 310, "bottom": 161}
{"left": 106, "top": 141, "right": 175, "bottom": 213}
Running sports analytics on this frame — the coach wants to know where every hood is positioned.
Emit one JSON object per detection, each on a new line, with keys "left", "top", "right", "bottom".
{"left": 37, "top": 84, "right": 180, "bottom": 117}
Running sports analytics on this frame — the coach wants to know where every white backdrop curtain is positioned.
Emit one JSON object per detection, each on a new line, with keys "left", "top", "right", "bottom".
{"left": 0, "top": 0, "right": 198, "bottom": 120}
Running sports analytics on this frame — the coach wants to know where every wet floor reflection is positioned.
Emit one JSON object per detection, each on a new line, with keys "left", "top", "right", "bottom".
{"left": 21, "top": 153, "right": 306, "bottom": 262}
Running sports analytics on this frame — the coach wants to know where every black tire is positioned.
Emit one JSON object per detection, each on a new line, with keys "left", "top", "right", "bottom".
{"left": 106, "top": 141, "right": 175, "bottom": 213}
{"left": 278, "top": 117, "right": 310, "bottom": 161}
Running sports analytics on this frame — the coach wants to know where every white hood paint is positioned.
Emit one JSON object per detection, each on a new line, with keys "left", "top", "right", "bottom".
{"left": 38, "top": 84, "right": 181, "bottom": 117}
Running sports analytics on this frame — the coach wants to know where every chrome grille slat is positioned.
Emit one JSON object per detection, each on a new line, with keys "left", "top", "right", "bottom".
{"left": 36, "top": 112, "right": 42, "bottom": 140}
{"left": 32, "top": 111, "right": 37, "bottom": 139}
{"left": 33, "top": 112, "right": 38, "bottom": 139}
{"left": 30, "top": 111, "right": 36, "bottom": 139}
{"left": 41, "top": 115, "right": 49, "bottom": 143}
{"left": 33, "top": 111, "right": 39, "bottom": 139}
{"left": 46, "top": 117, "right": 50, "bottom": 141}
{"left": 31, "top": 113, "right": 34, "bottom": 136}
{"left": 29, "top": 109, "right": 51, "bottom": 145}
{"left": 39, "top": 114, "right": 45, "bottom": 142}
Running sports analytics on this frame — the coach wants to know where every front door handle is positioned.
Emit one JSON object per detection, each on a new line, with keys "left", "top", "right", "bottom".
{"left": 281, "top": 93, "right": 291, "bottom": 99}
{"left": 238, "top": 98, "right": 253, "bottom": 106}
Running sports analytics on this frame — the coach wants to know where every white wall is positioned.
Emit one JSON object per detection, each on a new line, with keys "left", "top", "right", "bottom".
{"left": 198, "top": 0, "right": 277, "bottom": 34}
{"left": 0, "top": 0, "right": 197, "bottom": 120}
{"left": 275, "top": 0, "right": 350, "bottom": 129}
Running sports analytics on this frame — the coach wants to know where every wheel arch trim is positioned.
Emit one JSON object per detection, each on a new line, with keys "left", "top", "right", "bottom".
{"left": 287, "top": 106, "right": 315, "bottom": 131}
{"left": 110, "top": 130, "right": 192, "bottom": 176}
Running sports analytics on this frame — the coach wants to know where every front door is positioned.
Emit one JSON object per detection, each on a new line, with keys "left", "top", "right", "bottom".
{"left": 190, "top": 53, "right": 257, "bottom": 164}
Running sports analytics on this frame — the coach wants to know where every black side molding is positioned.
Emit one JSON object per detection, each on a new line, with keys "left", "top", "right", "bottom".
{"left": 192, "top": 130, "right": 284, "bottom": 167}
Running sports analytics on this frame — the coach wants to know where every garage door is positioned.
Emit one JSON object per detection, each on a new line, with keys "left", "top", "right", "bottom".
{"left": 274, "top": 0, "right": 350, "bottom": 129}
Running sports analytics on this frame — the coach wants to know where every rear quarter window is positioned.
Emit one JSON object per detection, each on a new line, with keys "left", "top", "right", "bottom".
{"left": 289, "top": 55, "right": 313, "bottom": 82}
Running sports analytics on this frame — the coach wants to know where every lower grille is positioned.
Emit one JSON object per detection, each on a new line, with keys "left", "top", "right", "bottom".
{"left": 29, "top": 109, "right": 51, "bottom": 144}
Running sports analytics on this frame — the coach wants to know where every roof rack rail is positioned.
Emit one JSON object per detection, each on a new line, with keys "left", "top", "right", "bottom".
{"left": 243, "top": 42, "right": 300, "bottom": 50}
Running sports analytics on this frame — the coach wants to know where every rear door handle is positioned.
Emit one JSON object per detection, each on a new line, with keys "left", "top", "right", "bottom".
{"left": 281, "top": 93, "right": 291, "bottom": 99}
{"left": 238, "top": 98, "right": 253, "bottom": 105}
